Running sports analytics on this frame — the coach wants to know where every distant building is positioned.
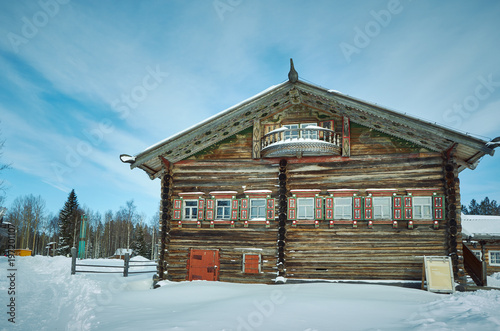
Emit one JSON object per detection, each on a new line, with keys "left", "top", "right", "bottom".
{"left": 113, "top": 248, "right": 133, "bottom": 259}
{"left": 462, "top": 214, "right": 500, "bottom": 276}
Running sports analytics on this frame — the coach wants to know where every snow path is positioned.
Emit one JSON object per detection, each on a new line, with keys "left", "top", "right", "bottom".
{"left": 1, "top": 256, "right": 500, "bottom": 331}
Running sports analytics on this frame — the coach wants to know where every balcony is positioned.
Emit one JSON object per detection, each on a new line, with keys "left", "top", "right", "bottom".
{"left": 260, "top": 126, "right": 342, "bottom": 158}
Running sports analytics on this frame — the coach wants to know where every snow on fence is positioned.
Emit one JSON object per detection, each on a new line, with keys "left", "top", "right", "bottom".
{"left": 70, "top": 247, "right": 157, "bottom": 277}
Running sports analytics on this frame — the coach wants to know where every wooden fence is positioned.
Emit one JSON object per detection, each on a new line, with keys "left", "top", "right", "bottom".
{"left": 70, "top": 247, "right": 157, "bottom": 277}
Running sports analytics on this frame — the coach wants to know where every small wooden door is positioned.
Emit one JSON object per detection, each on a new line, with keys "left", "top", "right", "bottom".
{"left": 188, "top": 249, "right": 220, "bottom": 281}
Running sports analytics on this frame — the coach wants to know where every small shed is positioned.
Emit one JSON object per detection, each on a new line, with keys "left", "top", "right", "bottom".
{"left": 462, "top": 214, "right": 500, "bottom": 276}
{"left": 46, "top": 242, "right": 57, "bottom": 257}
{"left": 113, "top": 248, "right": 133, "bottom": 259}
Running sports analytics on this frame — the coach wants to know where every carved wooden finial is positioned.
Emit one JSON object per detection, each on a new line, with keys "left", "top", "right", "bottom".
{"left": 288, "top": 58, "right": 298, "bottom": 83}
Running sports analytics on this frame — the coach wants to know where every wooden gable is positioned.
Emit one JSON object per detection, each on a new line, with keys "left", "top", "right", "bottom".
{"left": 122, "top": 79, "right": 495, "bottom": 179}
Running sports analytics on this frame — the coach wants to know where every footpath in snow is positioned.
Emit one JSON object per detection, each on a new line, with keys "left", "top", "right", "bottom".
{"left": 1, "top": 256, "right": 500, "bottom": 331}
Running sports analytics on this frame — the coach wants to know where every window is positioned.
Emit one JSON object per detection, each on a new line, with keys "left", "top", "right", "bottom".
{"left": 334, "top": 197, "right": 352, "bottom": 219}
{"left": 284, "top": 123, "right": 318, "bottom": 140}
{"left": 297, "top": 198, "right": 314, "bottom": 220}
{"left": 490, "top": 251, "right": 500, "bottom": 266}
{"left": 216, "top": 200, "right": 231, "bottom": 219}
{"left": 284, "top": 124, "right": 299, "bottom": 140}
{"left": 250, "top": 199, "right": 266, "bottom": 219}
{"left": 373, "top": 197, "right": 391, "bottom": 219}
{"left": 472, "top": 250, "right": 482, "bottom": 260}
{"left": 183, "top": 200, "right": 198, "bottom": 220}
{"left": 243, "top": 254, "right": 261, "bottom": 274}
{"left": 413, "top": 197, "right": 432, "bottom": 219}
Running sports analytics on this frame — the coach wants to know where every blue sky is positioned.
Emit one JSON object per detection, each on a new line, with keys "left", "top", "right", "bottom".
{"left": 0, "top": 0, "right": 499, "bottom": 221}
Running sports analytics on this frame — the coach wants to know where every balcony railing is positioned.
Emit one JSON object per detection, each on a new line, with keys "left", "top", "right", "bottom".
{"left": 260, "top": 126, "right": 342, "bottom": 158}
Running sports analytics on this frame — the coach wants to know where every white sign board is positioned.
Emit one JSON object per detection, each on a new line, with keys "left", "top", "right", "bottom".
{"left": 423, "top": 256, "right": 455, "bottom": 293}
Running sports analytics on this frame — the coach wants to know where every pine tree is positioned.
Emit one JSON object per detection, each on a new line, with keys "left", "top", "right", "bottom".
{"left": 462, "top": 197, "right": 500, "bottom": 216}
{"left": 57, "top": 190, "right": 79, "bottom": 256}
{"left": 131, "top": 224, "right": 149, "bottom": 258}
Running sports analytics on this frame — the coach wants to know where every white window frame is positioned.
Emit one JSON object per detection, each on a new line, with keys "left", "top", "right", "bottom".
{"left": 284, "top": 124, "right": 299, "bottom": 140}
{"left": 413, "top": 197, "right": 432, "bottom": 219}
{"left": 373, "top": 197, "right": 392, "bottom": 219}
{"left": 182, "top": 199, "right": 198, "bottom": 220}
{"left": 334, "top": 197, "right": 352, "bottom": 220}
{"left": 284, "top": 123, "right": 318, "bottom": 140}
{"left": 216, "top": 199, "right": 231, "bottom": 220}
{"left": 297, "top": 197, "right": 314, "bottom": 220}
{"left": 249, "top": 199, "right": 266, "bottom": 220}
{"left": 489, "top": 251, "right": 500, "bottom": 266}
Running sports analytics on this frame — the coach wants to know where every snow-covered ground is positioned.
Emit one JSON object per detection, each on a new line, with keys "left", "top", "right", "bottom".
{"left": 1, "top": 256, "right": 500, "bottom": 331}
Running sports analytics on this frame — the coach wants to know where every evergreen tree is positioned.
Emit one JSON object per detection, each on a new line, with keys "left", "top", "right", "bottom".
{"left": 462, "top": 197, "right": 500, "bottom": 215}
{"left": 131, "top": 224, "right": 149, "bottom": 258}
{"left": 57, "top": 190, "right": 79, "bottom": 256}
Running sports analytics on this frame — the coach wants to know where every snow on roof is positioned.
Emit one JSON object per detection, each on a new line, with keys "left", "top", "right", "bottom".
{"left": 461, "top": 214, "right": 500, "bottom": 238}
{"left": 209, "top": 191, "right": 238, "bottom": 195}
{"left": 140, "top": 83, "right": 286, "bottom": 154}
{"left": 244, "top": 190, "right": 272, "bottom": 194}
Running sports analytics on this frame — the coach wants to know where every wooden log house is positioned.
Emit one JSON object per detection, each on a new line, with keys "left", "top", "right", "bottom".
{"left": 121, "top": 60, "right": 497, "bottom": 285}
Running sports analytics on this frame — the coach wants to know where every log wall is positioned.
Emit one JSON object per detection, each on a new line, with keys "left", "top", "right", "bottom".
{"left": 285, "top": 225, "right": 447, "bottom": 280}
{"left": 167, "top": 226, "right": 278, "bottom": 283}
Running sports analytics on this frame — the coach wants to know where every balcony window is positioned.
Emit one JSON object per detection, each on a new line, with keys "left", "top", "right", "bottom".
{"left": 284, "top": 123, "right": 318, "bottom": 140}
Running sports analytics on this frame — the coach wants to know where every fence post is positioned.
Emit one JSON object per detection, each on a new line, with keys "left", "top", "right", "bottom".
{"left": 124, "top": 253, "right": 130, "bottom": 277}
{"left": 71, "top": 247, "right": 77, "bottom": 275}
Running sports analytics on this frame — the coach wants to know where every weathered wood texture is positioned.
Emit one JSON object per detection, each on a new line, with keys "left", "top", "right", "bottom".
{"left": 158, "top": 172, "right": 172, "bottom": 280}
{"left": 167, "top": 227, "right": 278, "bottom": 283}
{"left": 285, "top": 225, "right": 447, "bottom": 280}
{"left": 443, "top": 157, "right": 464, "bottom": 283}
{"left": 171, "top": 159, "right": 278, "bottom": 194}
{"left": 189, "top": 128, "right": 253, "bottom": 160}
{"left": 350, "top": 123, "right": 425, "bottom": 156}
{"left": 484, "top": 243, "right": 500, "bottom": 275}
{"left": 287, "top": 154, "right": 444, "bottom": 190}
{"left": 464, "top": 242, "right": 500, "bottom": 276}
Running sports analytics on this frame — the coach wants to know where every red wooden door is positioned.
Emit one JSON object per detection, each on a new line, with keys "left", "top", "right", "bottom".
{"left": 188, "top": 249, "right": 220, "bottom": 281}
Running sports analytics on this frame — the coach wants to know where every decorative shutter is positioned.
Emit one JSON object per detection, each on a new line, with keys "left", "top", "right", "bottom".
{"left": 197, "top": 198, "right": 205, "bottom": 220}
{"left": 266, "top": 197, "right": 275, "bottom": 221}
{"left": 342, "top": 116, "right": 350, "bottom": 157}
{"left": 231, "top": 199, "right": 239, "bottom": 220}
{"left": 392, "top": 196, "right": 403, "bottom": 220}
{"left": 288, "top": 197, "right": 297, "bottom": 220}
{"left": 240, "top": 198, "right": 249, "bottom": 220}
{"left": 325, "top": 197, "right": 334, "bottom": 220}
{"left": 205, "top": 199, "right": 215, "bottom": 221}
{"left": 404, "top": 196, "right": 413, "bottom": 220}
{"left": 364, "top": 197, "right": 373, "bottom": 220}
{"left": 433, "top": 195, "right": 445, "bottom": 220}
{"left": 353, "top": 196, "right": 363, "bottom": 220}
{"left": 315, "top": 196, "right": 324, "bottom": 220}
{"left": 172, "top": 198, "right": 182, "bottom": 220}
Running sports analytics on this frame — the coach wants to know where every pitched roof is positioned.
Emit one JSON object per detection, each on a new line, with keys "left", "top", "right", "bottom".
{"left": 121, "top": 79, "right": 496, "bottom": 179}
{"left": 462, "top": 214, "right": 500, "bottom": 239}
